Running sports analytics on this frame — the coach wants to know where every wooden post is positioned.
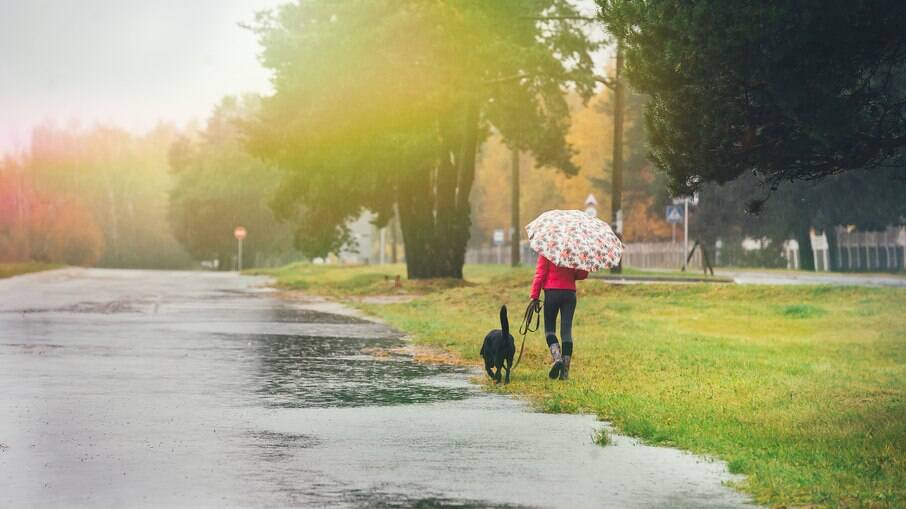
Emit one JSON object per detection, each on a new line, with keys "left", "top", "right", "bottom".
{"left": 511, "top": 147, "right": 520, "bottom": 267}
{"left": 610, "top": 39, "right": 625, "bottom": 274}
{"left": 391, "top": 205, "right": 399, "bottom": 264}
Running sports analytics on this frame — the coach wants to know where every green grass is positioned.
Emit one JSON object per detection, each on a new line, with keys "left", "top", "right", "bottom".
{"left": 0, "top": 262, "right": 62, "bottom": 279}
{"left": 248, "top": 262, "right": 527, "bottom": 297}
{"left": 719, "top": 267, "right": 906, "bottom": 278}
{"left": 592, "top": 427, "right": 612, "bottom": 447}
{"left": 269, "top": 263, "right": 906, "bottom": 508}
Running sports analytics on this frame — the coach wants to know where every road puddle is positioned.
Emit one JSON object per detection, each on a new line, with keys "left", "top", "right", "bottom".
{"left": 0, "top": 269, "right": 757, "bottom": 508}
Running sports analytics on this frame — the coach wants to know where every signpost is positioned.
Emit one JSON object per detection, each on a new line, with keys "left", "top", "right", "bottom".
{"left": 809, "top": 229, "right": 830, "bottom": 271}
{"left": 234, "top": 226, "right": 246, "bottom": 272}
{"left": 672, "top": 194, "right": 699, "bottom": 270}
{"left": 665, "top": 205, "right": 683, "bottom": 243}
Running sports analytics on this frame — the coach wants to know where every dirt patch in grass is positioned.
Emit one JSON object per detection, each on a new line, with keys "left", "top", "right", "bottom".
{"left": 362, "top": 344, "right": 466, "bottom": 366}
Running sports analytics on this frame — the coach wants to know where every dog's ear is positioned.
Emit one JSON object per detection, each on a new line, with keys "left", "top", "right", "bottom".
{"left": 499, "top": 305, "right": 509, "bottom": 336}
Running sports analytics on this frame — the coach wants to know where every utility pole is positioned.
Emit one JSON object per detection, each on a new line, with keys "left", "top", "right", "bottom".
{"left": 391, "top": 207, "right": 399, "bottom": 264}
{"left": 610, "top": 39, "right": 625, "bottom": 274}
{"left": 683, "top": 197, "right": 689, "bottom": 271}
{"left": 233, "top": 226, "right": 246, "bottom": 272}
{"left": 510, "top": 147, "right": 520, "bottom": 267}
{"left": 238, "top": 238, "right": 243, "bottom": 272}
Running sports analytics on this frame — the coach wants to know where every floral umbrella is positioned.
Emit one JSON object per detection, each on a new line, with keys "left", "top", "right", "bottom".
{"left": 525, "top": 209, "right": 624, "bottom": 272}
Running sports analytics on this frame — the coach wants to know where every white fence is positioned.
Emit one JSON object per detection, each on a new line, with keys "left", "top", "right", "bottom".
{"left": 465, "top": 242, "right": 537, "bottom": 266}
{"left": 467, "top": 241, "right": 703, "bottom": 271}
{"left": 620, "top": 242, "right": 702, "bottom": 271}
{"left": 467, "top": 226, "right": 906, "bottom": 272}
{"left": 834, "top": 226, "right": 906, "bottom": 271}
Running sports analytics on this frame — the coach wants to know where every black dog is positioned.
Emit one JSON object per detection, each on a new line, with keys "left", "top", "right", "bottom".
{"left": 479, "top": 305, "right": 516, "bottom": 384}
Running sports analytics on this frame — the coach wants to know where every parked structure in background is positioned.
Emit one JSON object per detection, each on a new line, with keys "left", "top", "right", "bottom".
{"left": 339, "top": 212, "right": 375, "bottom": 264}
{"left": 337, "top": 210, "right": 405, "bottom": 265}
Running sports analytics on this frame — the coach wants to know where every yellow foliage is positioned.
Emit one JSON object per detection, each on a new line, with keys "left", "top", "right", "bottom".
{"left": 472, "top": 89, "right": 612, "bottom": 243}
{"left": 473, "top": 84, "right": 674, "bottom": 244}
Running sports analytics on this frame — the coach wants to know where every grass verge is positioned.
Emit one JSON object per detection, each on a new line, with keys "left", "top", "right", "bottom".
{"left": 0, "top": 262, "right": 62, "bottom": 279}
{"left": 248, "top": 262, "right": 527, "bottom": 297}
{"left": 268, "top": 263, "right": 906, "bottom": 508}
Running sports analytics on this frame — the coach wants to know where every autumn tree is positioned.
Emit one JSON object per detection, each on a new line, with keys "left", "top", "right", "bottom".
{"left": 25, "top": 123, "right": 192, "bottom": 268}
{"left": 590, "top": 85, "right": 672, "bottom": 242}
{"left": 246, "top": 0, "right": 598, "bottom": 278}
{"left": 0, "top": 157, "right": 104, "bottom": 265}
{"left": 472, "top": 83, "right": 673, "bottom": 247}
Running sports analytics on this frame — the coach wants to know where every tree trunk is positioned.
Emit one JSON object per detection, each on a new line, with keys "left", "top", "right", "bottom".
{"left": 396, "top": 99, "right": 480, "bottom": 280}
{"left": 510, "top": 147, "right": 520, "bottom": 267}
{"left": 796, "top": 226, "right": 815, "bottom": 271}
{"left": 397, "top": 165, "right": 436, "bottom": 279}
{"left": 447, "top": 99, "right": 480, "bottom": 279}
{"left": 434, "top": 118, "right": 460, "bottom": 278}
{"left": 391, "top": 205, "right": 399, "bottom": 264}
{"left": 104, "top": 177, "right": 120, "bottom": 266}
{"left": 610, "top": 39, "right": 625, "bottom": 274}
{"left": 824, "top": 227, "right": 838, "bottom": 271}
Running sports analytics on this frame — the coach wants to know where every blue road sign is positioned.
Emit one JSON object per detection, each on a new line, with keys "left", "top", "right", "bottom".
{"left": 665, "top": 205, "right": 684, "bottom": 224}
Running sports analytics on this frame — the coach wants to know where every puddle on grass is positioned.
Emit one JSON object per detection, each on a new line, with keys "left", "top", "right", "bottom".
{"left": 253, "top": 333, "right": 473, "bottom": 408}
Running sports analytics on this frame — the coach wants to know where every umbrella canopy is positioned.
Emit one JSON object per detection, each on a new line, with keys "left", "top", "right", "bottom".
{"left": 525, "top": 209, "right": 624, "bottom": 272}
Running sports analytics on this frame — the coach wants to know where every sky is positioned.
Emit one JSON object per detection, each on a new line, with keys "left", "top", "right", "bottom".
{"left": 0, "top": 0, "right": 282, "bottom": 155}
{"left": 0, "top": 0, "right": 607, "bottom": 157}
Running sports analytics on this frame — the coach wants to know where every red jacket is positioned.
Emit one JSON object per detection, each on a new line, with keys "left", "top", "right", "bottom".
{"left": 530, "top": 255, "right": 588, "bottom": 300}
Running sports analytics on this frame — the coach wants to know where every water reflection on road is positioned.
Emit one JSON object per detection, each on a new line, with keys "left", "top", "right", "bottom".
{"left": 0, "top": 269, "right": 756, "bottom": 508}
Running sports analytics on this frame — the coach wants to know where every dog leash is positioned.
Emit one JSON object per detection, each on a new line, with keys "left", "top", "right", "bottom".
{"left": 512, "top": 299, "right": 542, "bottom": 369}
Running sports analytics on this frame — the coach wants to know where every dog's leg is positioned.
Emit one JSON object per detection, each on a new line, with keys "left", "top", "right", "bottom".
{"left": 494, "top": 364, "right": 503, "bottom": 384}
{"left": 504, "top": 358, "right": 511, "bottom": 384}
{"left": 485, "top": 364, "right": 496, "bottom": 380}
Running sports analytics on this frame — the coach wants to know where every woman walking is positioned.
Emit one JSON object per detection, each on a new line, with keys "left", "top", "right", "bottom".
{"left": 530, "top": 254, "right": 587, "bottom": 380}
{"left": 525, "top": 209, "right": 623, "bottom": 380}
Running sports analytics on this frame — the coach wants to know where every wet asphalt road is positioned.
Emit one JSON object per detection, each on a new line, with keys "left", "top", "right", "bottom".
{"left": 0, "top": 268, "right": 756, "bottom": 508}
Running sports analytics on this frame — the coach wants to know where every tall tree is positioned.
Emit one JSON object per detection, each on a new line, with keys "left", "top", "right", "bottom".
{"left": 0, "top": 158, "right": 104, "bottom": 265}
{"left": 168, "top": 97, "right": 296, "bottom": 269}
{"left": 598, "top": 0, "right": 906, "bottom": 195}
{"left": 246, "top": 0, "right": 598, "bottom": 278}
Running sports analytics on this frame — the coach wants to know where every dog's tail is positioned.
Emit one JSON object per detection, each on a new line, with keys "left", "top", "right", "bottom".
{"left": 499, "top": 305, "right": 509, "bottom": 337}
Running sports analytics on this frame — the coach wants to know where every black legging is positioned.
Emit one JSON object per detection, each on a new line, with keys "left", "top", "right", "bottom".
{"left": 543, "top": 289, "right": 576, "bottom": 355}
